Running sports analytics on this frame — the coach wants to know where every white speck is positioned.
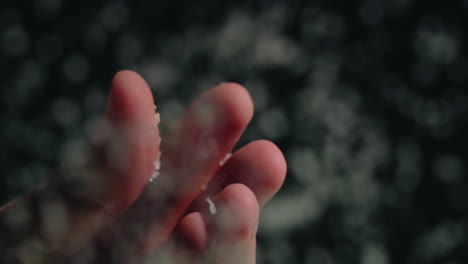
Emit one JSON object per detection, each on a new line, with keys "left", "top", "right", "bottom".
{"left": 206, "top": 197, "right": 217, "bottom": 215}
{"left": 149, "top": 152, "right": 162, "bottom": 183}
{"left": 219, "top": 153, "right": 232, "bottom": 166}
{"left": 201, "top": 184, "right": 207, "bottom": 191}
{"left": 149, "top": 107, "right": 161, "bottom": 183}
{"left": 155, "top": 112, "right": 160, "bottom": 125}
{"left": 154, "top": 158, "right": 161, "bottom": 171}
{"left": 149, "top": 171, "right": 160, "bottom": 182}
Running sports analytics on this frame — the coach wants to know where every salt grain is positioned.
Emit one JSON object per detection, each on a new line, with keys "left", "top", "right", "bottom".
{"left": 149, "top": 151, "right": 162, "bottom": 183}
{"left": 154, "top": 112, "right": 160, "bottom": 126}
{"left": 219, "top": 153, "right": 232, "bottom": 166}
{"left": 149, "top": 171, "right": 160, "bottom": 182}
{"left": 154, "top": 158, "right": 161, "bottom": 171}
{"left": 149, "top": 108, "right": 161, "bottom": 183}
{"left": 206, "top": 197, "right": 217, "bottom": 215}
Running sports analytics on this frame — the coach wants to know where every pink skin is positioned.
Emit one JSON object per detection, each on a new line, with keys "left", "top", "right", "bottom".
{"left": 0, "top": 70, "right": 287, "bottom": 263}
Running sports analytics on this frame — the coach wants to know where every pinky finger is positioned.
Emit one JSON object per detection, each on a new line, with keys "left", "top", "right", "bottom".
{"left": 207, "top": 183, "right": 258, "bottom": 264}
{"left": 159, "top": 183, "right": 258, "bottom": 264}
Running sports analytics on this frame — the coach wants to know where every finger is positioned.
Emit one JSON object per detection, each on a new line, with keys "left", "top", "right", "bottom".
{"left": 97, "top": 69, "right": 161, "bottom": 211}
{"left": 57, "top": 70, "right": 161, "bottom": 212}
{"left": 189, "top": 140, "right": 286, "bottom": 212}
{"left": 115, "top": 82, "right": 254, "bottom": 255}
{"left": 0, "top": 70, "right": 160, "bottom": 259}
{"left": 207, "top": 183, "right": 258, "bottom": 264}
{"left": 140, "top": 212, "right": 208, "bottom": 264}
{"left": 169, "top": 184, "right": 258, "bottom": 264}
{"left": 174, "top": 212, "right": 208, "bottom": 251}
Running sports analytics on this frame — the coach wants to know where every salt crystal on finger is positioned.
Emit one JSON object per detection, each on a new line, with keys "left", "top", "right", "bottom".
{"left": 154, "top": 158, "right": 161, "bottom": 171}
{"left": 149, "top": 108, "right": 162, "bottom": 183}
{"left": 206, "top": 197, "right": 217, "bottom": 215}
{"left": 149, "top": 171, "right": 160, "bottom": 182}
{"left": 219, "top": 153, "right": 232, "bottom": 166}
{"left": 154, "top": 112, "right": 160, "bottom": 126}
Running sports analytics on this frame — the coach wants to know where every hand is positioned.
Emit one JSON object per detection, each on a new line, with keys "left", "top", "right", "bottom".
{"left": 0, "top": 70, "right": 287, "bottom": 263}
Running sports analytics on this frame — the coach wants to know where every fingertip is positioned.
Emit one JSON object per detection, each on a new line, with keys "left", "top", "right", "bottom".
{"left": 213, "top": 140, "right": 286, "bottom": 208}
{"left": 189, "top": 82, "right": 254, "bottom": 141}
{"left": 247, "top": 140, "right": 287, "bottom": 204}
{"left": 107, "top": 70, "right": 156, "bottom": 122}
{"left": 112, "top": 70, "right": 149, "bottom": 91}
{"left": 175, "top": 212, "right": 208, "bottom": 251}
{"left": 213, "top": 183, "right": 259, "bottom": 240}
{"left": 212, "top": 82, "right": 254, "bottom": 132}
{"left": 113, "top": 70, "right": 141, "bottom": 82}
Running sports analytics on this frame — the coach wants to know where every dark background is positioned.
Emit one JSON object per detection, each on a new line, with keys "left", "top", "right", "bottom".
{"left": 1, "top": 0, "right": 468, "bottom": 263}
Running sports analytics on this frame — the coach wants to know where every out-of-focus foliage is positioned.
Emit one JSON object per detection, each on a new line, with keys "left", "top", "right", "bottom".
{"left": 1, "top": 0, "right": 467, "bottom": 263}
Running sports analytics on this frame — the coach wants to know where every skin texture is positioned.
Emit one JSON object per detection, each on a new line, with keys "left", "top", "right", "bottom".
{"left": 0, "top": 70, "right": 287, "bottom": 263}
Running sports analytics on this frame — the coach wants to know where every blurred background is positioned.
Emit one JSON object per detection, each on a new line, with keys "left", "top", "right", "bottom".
{"left": 1, "top": 0, "right": 468, "bottom": 263}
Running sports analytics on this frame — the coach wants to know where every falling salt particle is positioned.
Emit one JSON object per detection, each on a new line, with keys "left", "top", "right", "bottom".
{"left": 206, "top": 197, "right": 217, "bottom": 215}
{"left": 219, "top": 153, "right": 232, "bottom": 166}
